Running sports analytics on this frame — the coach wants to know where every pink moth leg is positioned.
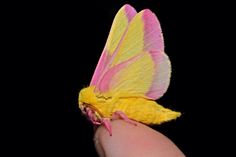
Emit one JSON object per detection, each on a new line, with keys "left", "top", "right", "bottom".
{"left": 102, "top": 118, "right": 112, "bottom": 136}
{"left": 86, "top": 108, "right": 101, "bottom": 125}
{"left": 112, "top": 111, "right": 137, "bottom": 126}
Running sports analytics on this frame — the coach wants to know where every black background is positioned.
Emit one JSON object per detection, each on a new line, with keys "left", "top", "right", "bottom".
{"left": 3, "top": 0, "right": 231, "bottom": 156}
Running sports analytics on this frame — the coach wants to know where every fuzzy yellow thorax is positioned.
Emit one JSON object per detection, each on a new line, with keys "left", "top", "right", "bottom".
{"left": 79, "top": 86, "right": 117, "bottom": 118}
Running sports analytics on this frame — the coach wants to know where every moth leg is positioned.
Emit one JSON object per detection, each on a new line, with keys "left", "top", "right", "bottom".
{"left": 86, "top": 108, "right": 101, "bottom": 125}
{"left": 112, "top": 111, "right": 137, "bottom": 126}
{"left": 86, "top": 108, "right": 93, "bottom": 120}
{"left": 102, "top": 118, "right": 112, "bottom": 136}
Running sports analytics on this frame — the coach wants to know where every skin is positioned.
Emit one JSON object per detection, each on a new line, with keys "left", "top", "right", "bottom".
{"left": 94, "top": 120, "right": 185, "bottom": 157}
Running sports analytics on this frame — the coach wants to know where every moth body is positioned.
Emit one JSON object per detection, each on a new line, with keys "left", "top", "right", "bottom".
{"left": 79, "top": 86, "right": 180, "bottom": 125}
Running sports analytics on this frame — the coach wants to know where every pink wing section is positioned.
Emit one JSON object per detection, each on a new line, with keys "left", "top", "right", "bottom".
{"left": 124, "top": 4, "right": 137, "bottom": 21}
{"left": 90, "top": 4, "right": 137, "bottom": 86}
{"left": 142, "top": 10, "right": 164, "bottom": 52}
{"left": 90, "top": 50, "right": 110, "bottom": 86}
{"left": 142, "top": 10, "right": 171, "bottom": 99}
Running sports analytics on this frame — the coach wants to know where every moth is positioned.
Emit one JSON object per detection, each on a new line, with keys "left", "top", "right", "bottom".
{"left": 79, "top": 4, "right": 181, "bottom": 135}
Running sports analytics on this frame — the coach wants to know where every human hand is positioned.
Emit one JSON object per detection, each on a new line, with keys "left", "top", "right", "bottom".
{"left": 94, "top": 120, "right": 185, "bottom": 157}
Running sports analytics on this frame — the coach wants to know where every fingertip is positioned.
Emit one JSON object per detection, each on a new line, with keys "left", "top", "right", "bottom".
{"left": 94, "top": 120, "right": 185, "bottom": 157}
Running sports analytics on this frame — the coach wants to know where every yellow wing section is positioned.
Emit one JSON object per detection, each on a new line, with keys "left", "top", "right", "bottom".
{"left": 104, "top": 5, "right": 137, "bottom": 55}
{"left": 90, "top": 5, "right": 136, "bottom": 86}
{"left": 111, "top": 11, "right": 145, "bottom": 66}
{"left": 109, "top": 52, "right": 154, "bottom": 97}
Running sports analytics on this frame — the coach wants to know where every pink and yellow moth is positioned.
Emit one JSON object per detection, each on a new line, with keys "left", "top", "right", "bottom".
{"left": 79, "top": 4, "right": 181, "bottom": 136}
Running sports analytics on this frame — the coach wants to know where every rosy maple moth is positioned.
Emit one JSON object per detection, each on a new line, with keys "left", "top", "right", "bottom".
{"left": 79, "top": 4, "right": 181, "bottom": 135}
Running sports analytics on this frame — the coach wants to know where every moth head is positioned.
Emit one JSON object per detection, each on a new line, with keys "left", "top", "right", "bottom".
{"left": 78, "top": 86, "right": 103, "bottom": 120}
{"left": 79, "top": 101, "right": 103, "bottom": 125}
{"left": 78, "top": 86, "right": 96, "bottom": 109}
